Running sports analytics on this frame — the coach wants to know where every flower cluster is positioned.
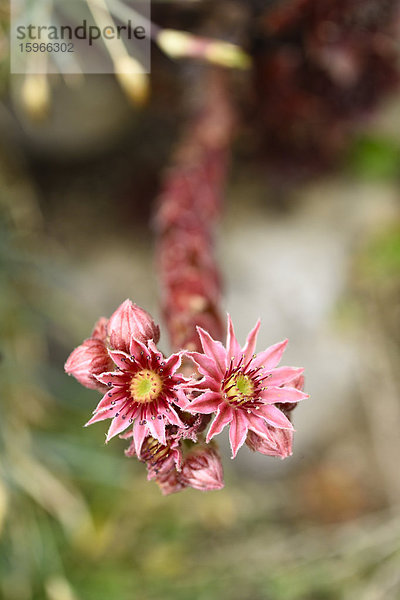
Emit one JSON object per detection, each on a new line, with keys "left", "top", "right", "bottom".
{"left": 65, "top": 299, "right": 308, "bottom": 494}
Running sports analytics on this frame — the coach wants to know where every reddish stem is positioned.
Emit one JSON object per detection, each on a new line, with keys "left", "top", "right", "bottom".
{"left": 154, "top": 69, "right": 236, "bottom": 352}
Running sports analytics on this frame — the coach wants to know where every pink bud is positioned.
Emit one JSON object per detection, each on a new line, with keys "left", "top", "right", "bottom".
{"left": 155, "top": 466, "right": 187, "bottom": 496}
{"left": 246, "top": 427, "right": 293, "bottom": 459}
{"left": 64, "top": 338, "right": 113, "bottom": 391}
{"left": 107, "top": 299, "right": 160, "bottom": 352}
{"left": 181, "top": 446, "right": 224, "bottom": 491}
{"left": 91, "top": 317, "right": 108, "bottom": 342}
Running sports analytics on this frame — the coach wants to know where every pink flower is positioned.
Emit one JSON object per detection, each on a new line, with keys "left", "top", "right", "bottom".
{"left": 85, "top": 338, "right": 189, "bottom": 452}
{"left": 246, "top": 427, "right": 293, "bottom": 459}
{"left": 186, "top": 315, "right": 308, "bottom": 458}
{"left": 181, "top": 446, "right": 224, "bottom": 491}
{"left": 107, "top": 299, "right": 160, "bottom": 353}
{"left": 64, "top": 317, "right": 113, "bottom": 391}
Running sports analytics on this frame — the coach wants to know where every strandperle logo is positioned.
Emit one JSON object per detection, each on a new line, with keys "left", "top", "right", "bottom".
{"left": 10, "top": 0, "right": 151, "bottom": 74}
{"left": 16, "top": 19, "right": 147, "bottom": 46}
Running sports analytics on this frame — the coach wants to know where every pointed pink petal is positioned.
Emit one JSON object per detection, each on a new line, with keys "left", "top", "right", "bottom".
{"left": 261, "top": 386, "right": 308, "bottom": 404}
{"left": 186, "top": 352, "right": 222, "bottom": 384}
{"left": 266, "top": 367, "right": 304, "bottom": 387}
{"left": 129, "top": 337, "right": 150, "bottom": 363}
{"left": 226, "top": 315, "right": 241, "bottom": 363}
{"left": 129, "top": 337, "right": 145, "bottom": 358}
{"left": 185, "top": 374, "right": 220, "bottom": 393}
{"left": 164, "top": 351, "right": 182, "bottom": 374}
{"left": 94, "top": 371, "right": 127, "bottom": 387}
{"left": 242, "top": 319, "right": 261, "bottom": 363}
{"left": 85, "top": 408, "right": 116, "bottom": 426}
{"left": 173, "top": 388, "right": 189, "bottom": 410}
{"left": 162, "top": 405, "right": 185, "bottom": 428}
{"left": 93, "top": 389, "right": 128, "bottom": 412}
{"left": 108, "top": 350, "right": 134, "bottom": 371}
{"left": 133, "top": 418, "right": 148, "bottom": 455}
{"left": 196, "top": 327, "right": 227, "bottom": 375}
{"left": 229, "top": 411, "right": 249, "bottom": 458}
{"left": 252, "top": 339, "right": 288, "bottom": 370}
{"left": 187, "top": 391, "right": 222, "bottom": 415}
{"left": 246, "top": 413, "right": 277, "bottom": 444}
{"left": 106, "top": 412, "right": 132, "bottom": 441}
{"left": 147, "top": 415, "right": 166, "bottom": 445}
{"left": 206, "top": 404, "right": 233, "bottom": 442}
{"left": 147, "top": 339, "right": 163, "bottom": 358}
{"left": 185, "top": 376, "right": 215, "bottom": 391}
{"left": 255, "top": 404, "right": 294, "bottom": 430}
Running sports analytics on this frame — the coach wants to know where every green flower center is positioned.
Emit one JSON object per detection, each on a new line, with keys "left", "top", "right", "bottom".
{"left": 225, "top": 373, "right": 254, "bottom": 404}
{"left": 130, "top": 369, "right": 162, "bottom": 403}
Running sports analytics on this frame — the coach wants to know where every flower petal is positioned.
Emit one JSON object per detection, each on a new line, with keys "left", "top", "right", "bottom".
{"left": 187, "top": 391, "right": 222, "bottom": 414}
{"left": 92, "top": 389, "right": 128, "bottom": 412}
{"left": 133, "top": 418, "right": 148, "bottom": 455}
{"left": 85, "top": 407, "right": 117, "bottom": 426}
{"left": 242, "top": 319, "right": 261, "bottom": 363}
{"left": 196, "top": 327, "right": 227, "bottom": 375}
{"left": 108, "top": 350, "right": 136, "bottom": 371}
{"left": 173, "top": 387, "right": 190, "bottom": 410}
{"left": 106, "top": 411, "right": 132, "bottom": 441}
{"left": 246, "top": 413, "right": 277, "bottom": 443}
{"left": 266, "top": 367, "right": 304, "bottom": 387}
{"left": 163, "top": 351, "right": 183, "bottom": 375}
{"left": 161, "top": 404, "right": 185, "bottom": 428}
{"left": 95, "top": 371, "right": 127, "bottom": 387}
{"left": 252, "top": 339, "right": 288, "bottom": 370}
{"left": 229, "top": 411, "right": 249, "bottom": 458}
{"left": 147, "top": 415, "right": 166, "bottom": 446}
{"left": 226, "top": 314, "right": 241, "bottom": 363}
{"left": 206, "top": 404, "right": 233, "bottom": 442}
{"left": 185, "top": 376, "right": 216, "bottom": 391}
{"left": 186, "top": 352, "right": 222, "bottom": 384}
{"left": 255, "top": 404, "right": 294, "bottom": 430}
{"left": 261, "top": 386, "right": 308, "bottom": 404}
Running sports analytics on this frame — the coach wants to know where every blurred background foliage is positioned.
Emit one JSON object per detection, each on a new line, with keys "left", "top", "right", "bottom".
{"left": 1, "top": 1, "right": 400, "bottom": 599}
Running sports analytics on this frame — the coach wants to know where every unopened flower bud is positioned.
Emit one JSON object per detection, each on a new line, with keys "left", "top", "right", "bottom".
{"left": 91, "top": 317, "right": 108, "bottom": 342}
{"left": 64, "top": 338, "right": 113, "bottom": 391}
{"left": 246, "top": 427, "right": 293, "bottom": 459}
{"left": 107, "top": 299, "right": 160, "bottom": 352}
{"left": 181, "top": 446, "right": 224, "bottom": 491}
{"left": 156, "top": 466, "right": 187, "bottom": 496}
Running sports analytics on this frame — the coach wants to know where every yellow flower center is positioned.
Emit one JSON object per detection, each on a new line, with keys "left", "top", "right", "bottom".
{"left": 224, "top": 373, "right": 254, "bottom": 405}
{"left": 130, "top": 369, "right": 163, "bottom": 403}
